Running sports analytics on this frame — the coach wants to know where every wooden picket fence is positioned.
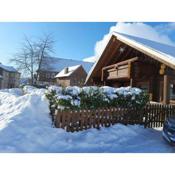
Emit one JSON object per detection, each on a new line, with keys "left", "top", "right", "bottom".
{"left": 53, "top": 104, "right": 175, "bottom": 132}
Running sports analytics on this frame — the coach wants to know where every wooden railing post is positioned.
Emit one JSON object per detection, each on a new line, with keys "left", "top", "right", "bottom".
{"left": 163, "top": 74, "right": 170, "bottom": 104}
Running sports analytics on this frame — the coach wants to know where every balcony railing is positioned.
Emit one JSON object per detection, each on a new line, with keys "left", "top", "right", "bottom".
{"left": 101, "top": 57, "right": 138, "bottom": 81}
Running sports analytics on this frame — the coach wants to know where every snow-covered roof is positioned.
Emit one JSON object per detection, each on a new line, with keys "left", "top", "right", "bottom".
{"left": 114, "top": 32, "right": 175, "bottom": 68}
{"left": 85, "top": 32, "right": 175, "bottom": 83}
{"left": 0, "top": 63, "right": 18, "bottom": 72}
{"left": 55, "top": 65, "right": 81, "bottom": 78}
{"left": 39, "top": 57, "right": 93, "bottom": 73}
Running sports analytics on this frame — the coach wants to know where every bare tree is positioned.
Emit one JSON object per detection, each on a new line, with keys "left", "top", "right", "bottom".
{"left": 11, "top": 36, "right": 36, "bottom": 85}
{"left": 35, "top": 34, "right": 55, "bottom": 81}
{"left": 11, "top": 34, "right": 55, "bottom": 85}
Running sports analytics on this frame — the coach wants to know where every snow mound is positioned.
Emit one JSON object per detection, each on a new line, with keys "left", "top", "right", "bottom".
{"left": 23, "top": 85, "right": 47, "bottom": 96}
{"left": 0, "top": 88, "right": 23, "bottom": 96}
{"left": 0, "top": 92, "right": 19, "bottom": 106}
{"left": 0, "top": 92, "right": 52, "bottom": 152}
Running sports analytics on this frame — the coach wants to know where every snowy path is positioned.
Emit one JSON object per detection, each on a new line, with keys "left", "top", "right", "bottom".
{"left": 0, "top": 89, "right": 175, "bottom": 153}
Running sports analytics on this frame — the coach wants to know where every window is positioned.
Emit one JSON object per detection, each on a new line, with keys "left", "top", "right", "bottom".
{"left": 170, "top": 84, "right": 175, "bottom": 100}
{"left": 172, "top": 84, "right": 175, "bottom": 94}
{"left": 0, "top": 68, "right": 3, "bottom": 75}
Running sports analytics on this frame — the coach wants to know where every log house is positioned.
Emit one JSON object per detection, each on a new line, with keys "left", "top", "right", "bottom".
{"left": 85, "top": 32, "right": 175, "bottom": 104}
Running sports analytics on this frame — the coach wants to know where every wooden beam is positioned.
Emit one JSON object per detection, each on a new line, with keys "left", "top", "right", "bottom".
{"left": 163, "top": 74, "right": 170, "bottom": 104}
{"left": 102, "top": 42, "right": 122, "bottom": 70}
{"left": 102, "top": 57, "right": 138, "bottom": 70}
{"left": 128, "top": 62, "right": 131, "bottom": 79}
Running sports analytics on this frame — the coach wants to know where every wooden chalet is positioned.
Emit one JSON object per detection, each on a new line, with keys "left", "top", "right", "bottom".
{"left": 85, "top": 32, "right": 175, "bottom": 104}
{"left": 55, "top": 65, "right": 87, "bottom": 87}
{"left": 37, "top": 57, "right": 93, "bottom": 85}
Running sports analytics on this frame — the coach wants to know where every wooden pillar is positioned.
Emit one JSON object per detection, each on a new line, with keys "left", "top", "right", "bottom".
{"left": 152, "top": 77, "right": 159, "bottom": 102}
{"left": 163, "top": 74, "right": 170, "bottom": 104}
{"left": 149, "top": 78, "right": 154, "bottom": 101}
{"left": 130, "top": 78, "right": 133, "bottom": 87}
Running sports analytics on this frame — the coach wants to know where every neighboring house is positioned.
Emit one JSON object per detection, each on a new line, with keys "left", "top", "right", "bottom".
{"left": 0, "top": 63, "right": 20, "bottom": 89}
{"left": 37, "top": 57, "right": 93, "bottom": 85}
{"left": 55, "top": 65, "right": 87, "bottom": 87}
{"left": 85, "top": 32, "right": 175, "bottom": 104}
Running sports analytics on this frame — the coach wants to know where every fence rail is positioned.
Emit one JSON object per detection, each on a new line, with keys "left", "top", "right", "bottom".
{"left": 54, "top": 104, "right": 175, "bottom": 132}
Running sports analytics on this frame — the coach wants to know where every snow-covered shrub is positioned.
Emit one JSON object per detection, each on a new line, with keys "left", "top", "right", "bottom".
{"left": 65, "top": 86, "right": 81, "bottom": 97}
{"left": 79, "top": 87, "right": 108, "bottom": 109}
{"left": 111, "top": 91, "right": 149, "bottom": 109}
{"left": 100, "top": 86, "right": 118, "bottom": 101}
{"left": 100, "top": 86, "right": 116, "bottom": 95}
{"left": 82, "top": 86, "right": 99, "bottom": 94}
{"left": 71, "top": 99, "right": 81, "bottom": 107}
{"left": 45, "top": 85, "right": 149, "bottom": 113}
{"left": 106, "top": 86, "right": 149, "bottom": 108}
{"left": 115, "top": 87, "right": 142, "bottom": 96}
{"left": 46, "top": 85, "right": 82, "bottom": 111}
{"left": 48, "top": 85, "right": 62, "bottom": 94}
{"left": 56, "top": 95, "right": 73, "bottom": 109}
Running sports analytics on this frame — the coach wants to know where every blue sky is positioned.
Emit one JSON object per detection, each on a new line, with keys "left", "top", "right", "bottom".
{"left": 0, "top": 22, "right": 115, "bottom": 64}
{"left": 0, "top": 22, "right": 175, "bottom": 65}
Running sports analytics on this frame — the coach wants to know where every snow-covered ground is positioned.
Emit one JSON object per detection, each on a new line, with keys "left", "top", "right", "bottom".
{"left": 0, "top": 87, "right": 174, "bottom": 153}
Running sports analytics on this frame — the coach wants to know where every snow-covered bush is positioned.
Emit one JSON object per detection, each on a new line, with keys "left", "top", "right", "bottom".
{"left": 45, "top": 85, "right": 149, "bottom": 114}
{"left": 80, "top": 87, "right": 108, "bottom": 109}
{"left": 56, "top": 95, "right": 73, "bottom": 109}
{"left": 107, "top": 87, "right": 148, "bottom": 108}
{"left": 65, "top": 86, "right": 81, "bottom": 97}
{"left": 48, "top": 85, "right": 62, "bottom": 94}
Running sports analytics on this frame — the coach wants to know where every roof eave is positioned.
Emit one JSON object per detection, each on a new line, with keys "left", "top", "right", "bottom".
{"left": 113, "top": 32, "right": 175, "bottom": 70}
{"left": 85, "top": 33, "right": 115, "bottom": 84}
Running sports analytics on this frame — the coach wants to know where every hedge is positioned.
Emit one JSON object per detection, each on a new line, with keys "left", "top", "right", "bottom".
{"left": 45, "top": 86, "right": 149, "bottom": 115}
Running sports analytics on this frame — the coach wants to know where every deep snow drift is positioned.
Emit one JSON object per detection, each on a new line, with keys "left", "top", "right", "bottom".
{"left": 0, "top": 87, "right": 174, "bottom": 153}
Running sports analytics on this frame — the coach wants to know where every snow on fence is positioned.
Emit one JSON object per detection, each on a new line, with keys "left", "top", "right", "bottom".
{"left": 54, "top": 104, "right": 175, "bottom": 132}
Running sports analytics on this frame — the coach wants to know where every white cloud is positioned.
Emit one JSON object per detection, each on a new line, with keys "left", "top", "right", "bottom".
{"left": 155, "top": 22, "right": 175, "bottom": 34}
{"left": 83, "top": 56, "right": 96, "bottom": 62}
{"left": 84, "top": 22, "right": 175, "bottom": 62}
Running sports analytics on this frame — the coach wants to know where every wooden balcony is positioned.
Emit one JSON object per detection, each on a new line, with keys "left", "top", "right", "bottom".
{"left": 101, "top": 57, "right": 138, "bottom": 81}
{"left": 107, "top": 64, "right": 129, "bottom": 80}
